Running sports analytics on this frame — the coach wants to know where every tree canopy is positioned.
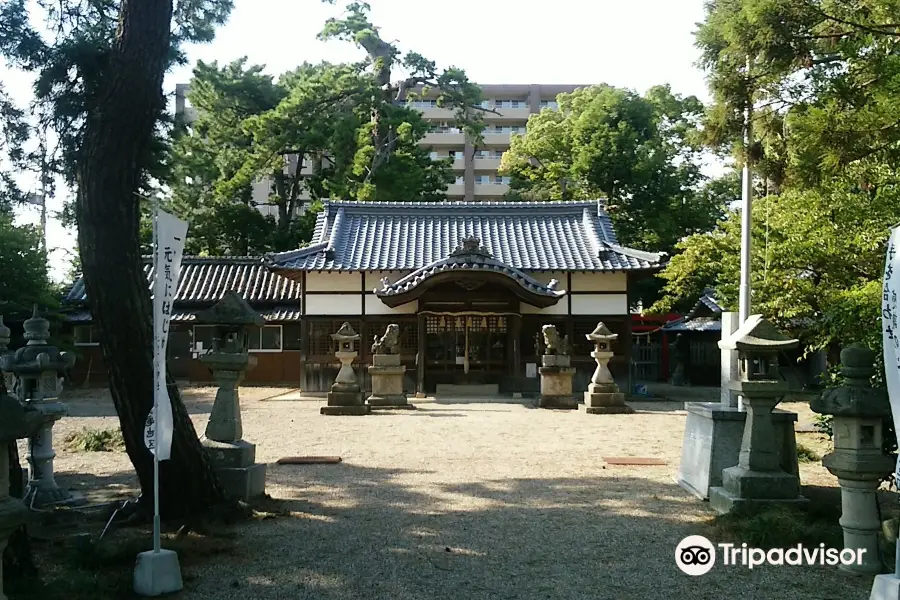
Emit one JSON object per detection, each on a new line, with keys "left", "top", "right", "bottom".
{"left": 652, "top": 0, "right": 900, "bottom": 358}
{"left": 500, "top": 84, "right": 726, "bottom": 257}
{"left": 168, "top": 1, "right": 487, "bottom": 256}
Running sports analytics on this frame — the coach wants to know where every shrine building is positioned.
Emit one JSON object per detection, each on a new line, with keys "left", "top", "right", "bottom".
{"left": 63, "top": 199, "right": 664, "bottom": 395}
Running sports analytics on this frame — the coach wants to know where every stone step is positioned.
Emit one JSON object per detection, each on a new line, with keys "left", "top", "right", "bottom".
{"left": 435, "top": 384, "right": 500, "bottom": 397}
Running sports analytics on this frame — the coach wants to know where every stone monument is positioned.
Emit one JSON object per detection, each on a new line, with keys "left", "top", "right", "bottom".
{"left": 811, "top": 345, "right": 893, "bottom": 574}
{"left": 0, "top": 388, "right": 44, "bottom": 599}
{"left": 676, "top": 311, "right": 800, "bottom": 499}
{"left": 367, "top": 324, "right": 415, "bottom": 409}
{"left": 0, "top": 306, "right": 78, "bottom": 507}
{"left": 192, "top": 292, "right": 267, "bottom": 501}
{"left": 537, "top": 324, "right": 577, "bottom": 409}
{"left": 322, "top": 322, "right": 369, "bottom": 415}
{"left": 583, "top": 322, "right": 633, "bottom": 414}
{"left": 708, "top": 315, "right": 807, "bottom": 514}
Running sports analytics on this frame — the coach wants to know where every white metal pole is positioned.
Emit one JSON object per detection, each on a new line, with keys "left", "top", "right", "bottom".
{"left": 152, "top": 199, "right": 161, "bottom": 554}
{"left": 738, "top": 65, "right": 753, "bottom": 325}
{"left": 737, "top": 58, "right": 754, "bottom": 413}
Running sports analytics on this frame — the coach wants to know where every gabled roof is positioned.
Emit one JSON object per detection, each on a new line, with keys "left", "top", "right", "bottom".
{"left": 375, "top": 236, "right": 566, "bottom": 308}
{"left": 64, "top": 257, "right": 301, "bottom": 306}
{"left": 266, "top": 200, "right": 665, "bottom": 273}
{"left": 662, "top": 293, "right": 723, "bottom": 333}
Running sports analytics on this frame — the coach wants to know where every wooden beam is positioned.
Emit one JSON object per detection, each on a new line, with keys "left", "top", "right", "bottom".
{"left": 417, "top": 313, "right": 426, "bottom": 395}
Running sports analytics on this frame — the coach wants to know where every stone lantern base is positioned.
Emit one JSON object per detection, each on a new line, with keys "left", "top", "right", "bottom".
{"left": 322, "top": 382, "right": 369, "bottom": 415}
{"left": 709, "top": 466, "right": 807, "bottom": 514}
{"left": 367, "top": 354, "right": 415, "bottom": 410}
{"left": 538, "top": 355, "right": 577, "bottom": 409}
{"left": 583, "top": 382, "right": 634, "bottom": 414}
{"left": 202, "top": 439, "right": 266, "bottom": 502}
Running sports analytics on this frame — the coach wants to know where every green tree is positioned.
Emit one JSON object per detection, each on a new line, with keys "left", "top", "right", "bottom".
{"left": 652, "top": 173, "right": 899, "bottom": 356}
{"left": 168, "top": 1, "right": 490, "bottom": 255}
{"left": 0, "top": 0, "right": 234, "bottom": 520}
{"left": 501, "top": 84, "right": 724, "bottom": 256}
{"left": 0, "top": 214, "right": 53, "bottom": 318}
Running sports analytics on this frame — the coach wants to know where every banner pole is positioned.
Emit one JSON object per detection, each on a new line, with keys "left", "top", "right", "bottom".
{"left": 152, "top": 198, "right": 161, "bottom": 554}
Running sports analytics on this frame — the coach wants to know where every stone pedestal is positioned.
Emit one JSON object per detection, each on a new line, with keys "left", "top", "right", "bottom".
{"left": 368, "top": 354, "right": 414, "bottom": 409}
{"left": 709, "top": 395, "right": 807, "bottom": 514}
{"left": 871, "top": 574, "right": 900, "bottom": 600}
{"left": 323, "top": 350, "right": 369, "bottom": 415}
{"left": 538, "top": 354, "right": 577, "bottom": 409}
{"left": 676, "top": 402, "right": 799, "bottom": 499}
{"left": 201, "top": 439, "right": 266, "bottom": 501}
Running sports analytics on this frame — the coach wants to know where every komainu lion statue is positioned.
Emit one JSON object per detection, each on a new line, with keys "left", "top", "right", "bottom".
{"left": 542, "top": 324, "right": 562, "bottom": 355}
{"left": 371, "top": 324, "right": 401, "bottom": 355}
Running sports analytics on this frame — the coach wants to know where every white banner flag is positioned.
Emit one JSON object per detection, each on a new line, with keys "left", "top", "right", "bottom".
{"left": 145, "top": 208, "right": 188, "bottom": 461}
{"left": 882, "top": 226, "right": 900, "bottom": 478}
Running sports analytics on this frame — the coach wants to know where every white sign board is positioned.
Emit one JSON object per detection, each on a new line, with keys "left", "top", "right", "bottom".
{"left": 881, "top": 226, "right": 900, "bottom": 478}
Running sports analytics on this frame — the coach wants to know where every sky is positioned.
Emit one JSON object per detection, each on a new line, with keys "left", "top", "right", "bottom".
{"left": 8, "top": 0, "right": 713, "bottom": 281}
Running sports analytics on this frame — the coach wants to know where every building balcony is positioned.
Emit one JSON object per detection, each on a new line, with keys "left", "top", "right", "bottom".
{"left": 483, "top": 107, "right": 531, "bottom": 121}
{"left": 422, "top": 131, "right": 466, "bottom": 146}
{"left": 474, "top": 182, "right": 510, "bottom": 196}
{"left": 473, "top": 157, "right": 502, "bottom": 171}
{"left": 418, "top": 105, "right": 460, "bottom": 120}
{"left": 445, "top": 183, "right": 466, "bottom": 197}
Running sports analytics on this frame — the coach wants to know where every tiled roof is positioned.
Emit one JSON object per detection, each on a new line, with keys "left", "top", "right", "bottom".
{"left": 662, "top": 316, "right": 721, "bottom": 333}
{"left": 376, "top": 253, "right": 565, "bottom": 300}
{"left": 64, "top": 307, "right": 301, "bottom": 324}
{"left": 64, "top": 257, "right": 300, "bottom": 306}
{"left": 662, "top": 294, "right": 724, "bottom": 332}
{"left": 267, "top": 200, "right": 664, "bottom": 273}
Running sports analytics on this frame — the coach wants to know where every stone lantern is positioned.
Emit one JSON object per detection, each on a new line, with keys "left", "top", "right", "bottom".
{"left": 193, "top": 291, "right": 267, "bottom": 501}
{"left": 583, "top": 322, "right": 633, "bottom": 414}
{"left": 538, "top": 324, "right": 577, "bottom": 409}
{"left": 709, "top": 315, "right": 807, "bottom": 514}
{"left": 810, "top": 345, "right": 893, "bottom": 574}
{"left": 367, "top": 324, "right": 415, "bottom": 409}
{"left": 0, "top": 306, "right": 77, "bottom": 507}
{"left": 0, "top": 390, "right": 44, "bottom": 598}
{"left": 322, "top": 322, "right": 369, "bottom": 415}
{"left": 0, "top": 315, "right": 15, "bottom": 393}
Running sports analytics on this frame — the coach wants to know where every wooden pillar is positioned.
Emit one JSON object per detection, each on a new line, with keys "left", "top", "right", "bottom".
{"left": 624, "top": 312, "right": 634, "bottom": 395}
{"left": 510, "top": 314, "right": 522, "bottom": 392}
{"left": 417, "top": 313, "right": 426, "bottom": 395}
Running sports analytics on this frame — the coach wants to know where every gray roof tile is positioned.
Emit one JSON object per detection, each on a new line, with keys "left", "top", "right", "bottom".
{"left": 267, "top": 200, "right": 664, "bottom": 272}
{"left": 64, "top": 257, "right": 300, "bottom": 306}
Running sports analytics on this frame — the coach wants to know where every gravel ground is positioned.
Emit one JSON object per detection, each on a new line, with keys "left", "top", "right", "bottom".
{"left": 35, "top": 389, "right": 873, "bottom": 600}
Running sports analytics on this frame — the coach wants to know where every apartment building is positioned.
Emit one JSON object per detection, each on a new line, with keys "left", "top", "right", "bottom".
{"left": 173, "top": 82, "right": 586, "bottom": 211}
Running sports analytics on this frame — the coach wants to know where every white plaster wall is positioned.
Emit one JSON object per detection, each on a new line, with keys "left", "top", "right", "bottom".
{"left": 305, "top": 294, "right": 362, "bottom": 315}
{"left": 570, "top": 272, "right": 627, "bottom": 292}
{"left": 519, "top": 301, "right": 569, "bottom": 315}
{"left": 364, "top": 270, "right": 414, "bottom": 291}
{"left": 305, "top": 272, "right": 363, "bottom": 292}
{"left": 570, "top": 294, "right": 628, "bottom": 315}
{"left": 365, "top": 296, "right": 418, "bottom": 315}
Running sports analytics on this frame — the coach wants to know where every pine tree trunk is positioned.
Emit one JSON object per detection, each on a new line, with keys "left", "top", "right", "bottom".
{"left": 74, "top": 0, "right": 223, "bottom": 519}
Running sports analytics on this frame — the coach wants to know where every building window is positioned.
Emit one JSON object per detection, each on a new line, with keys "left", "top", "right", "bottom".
{"left": 540, "top": 100, "right": 559, "bottom": 110}
{"left": 249, "top": 325, "right": 282, "bottom": 353}
{"left": 455, "top": 176, "right": 465, "bottom": 184}
{"left": 191, "top": 324, "right": 283, "bottom": 353}
{"left": 74, "top": 325, "right": 100, "bottom": 346}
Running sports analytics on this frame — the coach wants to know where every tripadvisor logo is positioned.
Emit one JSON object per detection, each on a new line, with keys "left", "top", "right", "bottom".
{"left": 675, "top": 535, "right": 866, "bottom": 576}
